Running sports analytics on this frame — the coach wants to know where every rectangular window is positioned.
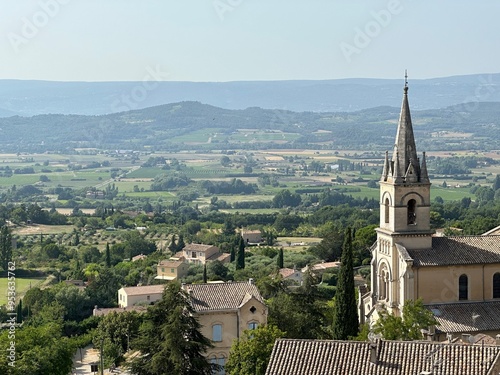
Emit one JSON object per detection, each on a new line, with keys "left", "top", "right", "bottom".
{"left": 192, "top": 251, "right": 197, "bottom": 258}
{"left": 147, "top": 295, "right": 150, "bottom": 301}
{"left": 248, "top": 322, "right": 258, "bottom": 330}
{"left": 171, "top": 268, "right": 175, "bottom": 273}
{"left": 212, "top": 324, "right": 222, "bottom": 342}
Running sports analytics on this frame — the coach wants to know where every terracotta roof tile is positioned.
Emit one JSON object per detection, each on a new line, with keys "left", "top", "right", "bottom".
{"left": 183, "top": 282, "right": 264, "bottom": 312}
{"left": 266, "top": 339, "right": 500, "bottom": 375}
{"left": 407, "top": 236, "right": 500, "bottom": 266}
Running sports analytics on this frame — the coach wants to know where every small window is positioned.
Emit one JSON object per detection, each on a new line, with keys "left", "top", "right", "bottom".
{"left": 384, "top": 198, "right": 389, "bottom": 224}
{"left": 493, "top": 273, "right": 500, "bottom": 299}
{"left": 250, "top": 306, "right": 256, "bottom": 314}
{"left": 459, "top": 274, "right": 468, "bottom": 300}
{"left": 171, "top": 268, "right": 175, "bottom": 273}
{"left": 161, "top": 267, "right": 165, "bottom": 273}
{"left": 212, "top": 324, "right": 222, "bottom": 342}
{"left": 147, "top": 295, "right": 150, "bottom": 301}
{"left": 407, "top": 199, "right": 416, "bottom": 225}
{"left": 192, "top": 251, "right": 197, "bottom": 258}
{"left": 248, "top": 322, "right": 258, "bottom": 330}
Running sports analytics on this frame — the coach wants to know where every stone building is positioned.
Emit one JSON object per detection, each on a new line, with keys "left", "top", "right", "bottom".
{"left": 359, "top": 79, "right": 500, "bottom": 340}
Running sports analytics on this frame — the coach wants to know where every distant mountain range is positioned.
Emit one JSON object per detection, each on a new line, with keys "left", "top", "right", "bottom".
{"left": 1, "top": 73, "right": 500, "bottom": 117}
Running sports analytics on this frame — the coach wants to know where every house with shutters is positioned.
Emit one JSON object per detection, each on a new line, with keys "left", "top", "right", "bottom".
{"left": 182, "top": 280, "right": 268, "bottom": 373}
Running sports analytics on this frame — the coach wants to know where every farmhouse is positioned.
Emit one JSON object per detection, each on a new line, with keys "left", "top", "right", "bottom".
{"left": 118, "top": 284, "right": 165, "bottom": 308}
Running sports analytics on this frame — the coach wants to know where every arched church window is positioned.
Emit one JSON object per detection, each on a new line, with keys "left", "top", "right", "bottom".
{"left": 493, "top": 273, "right": 500, "bottom": 299}
{"left": 384, "top": 198, "right": 390, "bottom": 223}
{"left": 407, "top": 199, "right": 416, "bottom": 225}
{"left": 459, "top": 274, "right": 468, "bottom": 300}
{"left": 378, "top": 264, "right": 389, "bottom": 301}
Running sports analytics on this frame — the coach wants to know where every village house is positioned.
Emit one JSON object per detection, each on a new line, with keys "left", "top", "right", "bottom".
{"left": 118, "top": 284, "right": 165, "bottom": 308}
{"left": 182, "top": 280, "right": 268, "bottom": 372}
{"left": 180, "top": 243, "right": 230, "bottom": 265}
{"left": 155, "top": 259, "right": 189, "bottom": 281}
{"left": 241, "top": 229, "right": 263, "bottom": 244}
{"left": 276, "top": 267, "right": 303, "bottom": 285}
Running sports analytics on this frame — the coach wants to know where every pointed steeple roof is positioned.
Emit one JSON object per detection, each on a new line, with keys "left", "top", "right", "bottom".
{"left": 392, "top": 73, "right": 419, "bottom": 181}
{"left": 420, "top": 151, "right": 429, "bottom": 183}
{"left": 381, "top": 151, "right": 389, "bottom": 182}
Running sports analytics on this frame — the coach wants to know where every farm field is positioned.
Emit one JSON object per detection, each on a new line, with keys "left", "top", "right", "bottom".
{"left": 0, "top": 277, "right": 46, "bottom": 305}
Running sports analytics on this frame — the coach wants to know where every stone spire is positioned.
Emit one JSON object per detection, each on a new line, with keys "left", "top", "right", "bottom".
{"left": 391, "top": 73, "right": 419, "bottom": 182}
{"left": 381, "top": 151, "right": 389, "bottom": 182}
{"left": 420, "top": 151, "right": 429, "bottom": 183}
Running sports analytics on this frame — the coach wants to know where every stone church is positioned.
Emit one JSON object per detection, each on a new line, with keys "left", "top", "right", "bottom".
{"left": 360, "top": 80, "right": 500, "bottom": 341}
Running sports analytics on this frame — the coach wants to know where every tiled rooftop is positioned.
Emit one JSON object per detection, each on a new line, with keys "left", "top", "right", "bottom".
{"left": 183, "top": 243, "right": 218, "bottom": 252}
{"left": 158, "top": 259, "right": 185, "bottom": 267}
{"left": 183, "top": 281, "right": 264, "bottom": 312}
{"left": 121, "top": 284, "right": 165, "bottom": 296}
{"left": 278, "top": 268, "right": 299, "bottom": 278}
{"left": 426, "top": 301, "right": 500, "bottom": 333}
{"left": 407, "top": 236, "right": 500, "bottom": 266}
{"left": 266, "top": 339, "right": 500, "bottom": 375}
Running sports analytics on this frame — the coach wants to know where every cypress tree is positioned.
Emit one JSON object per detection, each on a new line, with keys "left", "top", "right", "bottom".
{"left": 493, "top": 174, "right": 500, "bottom": 191}
{"left": 203, "top": 263, "right": 207, "bottom": 283}
{"left": 277, "top": 248, "right": 284, "bottom": 269}
{"left": 332, "top": 227, "right": 359, "bottom": 340}
{"left": 168, "top": 234, "right": 177, "bottom": 252}
{"left": 16, "top": 299, "right": 22, "bottom": 323}
{"left": 177, "top": 234, "right": 186, "bottom": 251}
{"left": 105, "top": 242, "right": 111, "bottom": 268}
{"left": 0, "top": 226, "right": 12, "bottom": 271}
{"left": 236, "top": 237, "right": 245, "bottom": 270}
{"left": 230, "top": 246, "right": 236, "bottom": 263}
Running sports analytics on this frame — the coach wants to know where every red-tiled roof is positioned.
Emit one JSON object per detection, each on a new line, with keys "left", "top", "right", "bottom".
{"left": 266, "top": 339, "right": 500, "bottom": 375}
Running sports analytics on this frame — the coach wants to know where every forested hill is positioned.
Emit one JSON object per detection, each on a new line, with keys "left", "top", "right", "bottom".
{"left": 1, "top": 73, "right": 500, "bottom": 116}
{"left": 0, "top": 100, "right": 499, "bottom": 153}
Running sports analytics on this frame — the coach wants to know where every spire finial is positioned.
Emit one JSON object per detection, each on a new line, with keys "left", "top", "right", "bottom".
{"left": 404, "top": 70, "right": 408, "bottom": 93}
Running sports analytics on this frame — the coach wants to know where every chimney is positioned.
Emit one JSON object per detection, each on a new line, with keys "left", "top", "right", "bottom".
{"left": 249, "top": 278, "right": 254, "bottom": 285}
{"left": 369, "top": 342, "right": 378, "bottom": 365}
{"left": 496, "top": 334, "right": 500, "bottom": 346}
{"left": 462, "top": 333, "right": 471, "bottom": 344}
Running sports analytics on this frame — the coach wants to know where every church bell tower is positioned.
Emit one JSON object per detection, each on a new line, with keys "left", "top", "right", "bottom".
{"left": 371, "top": 73, "right": 434, "bottom": 314}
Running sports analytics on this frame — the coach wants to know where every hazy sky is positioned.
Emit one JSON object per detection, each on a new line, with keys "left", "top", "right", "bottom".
{"left": 0, "top": 0, "right": 498, "bottom": 82}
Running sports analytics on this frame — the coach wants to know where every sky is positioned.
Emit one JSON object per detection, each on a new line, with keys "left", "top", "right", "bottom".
{"left": 0, "top": 0, "right": 498, "bottom": 82}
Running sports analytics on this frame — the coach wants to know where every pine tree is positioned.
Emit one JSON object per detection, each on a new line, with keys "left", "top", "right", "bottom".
{"left": 331, "top": 227, "right": 359, "bottom": 340}
{"left": 236, "top": 237, "right": 245, "bottom": 270}
{"left": 105, "top": 242, "right": 111, "bottom": 268}
{"left": 131, "top": 282, "right": 216, "bottom": 375}
{"left": 203, "top": 263, "right": 207, "bottom": 283}
{"left": 0, "top": 226, "right": 12, "bottom": 271}
{"left": 277, "top": 248, "right": 284, "bottom": 269}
